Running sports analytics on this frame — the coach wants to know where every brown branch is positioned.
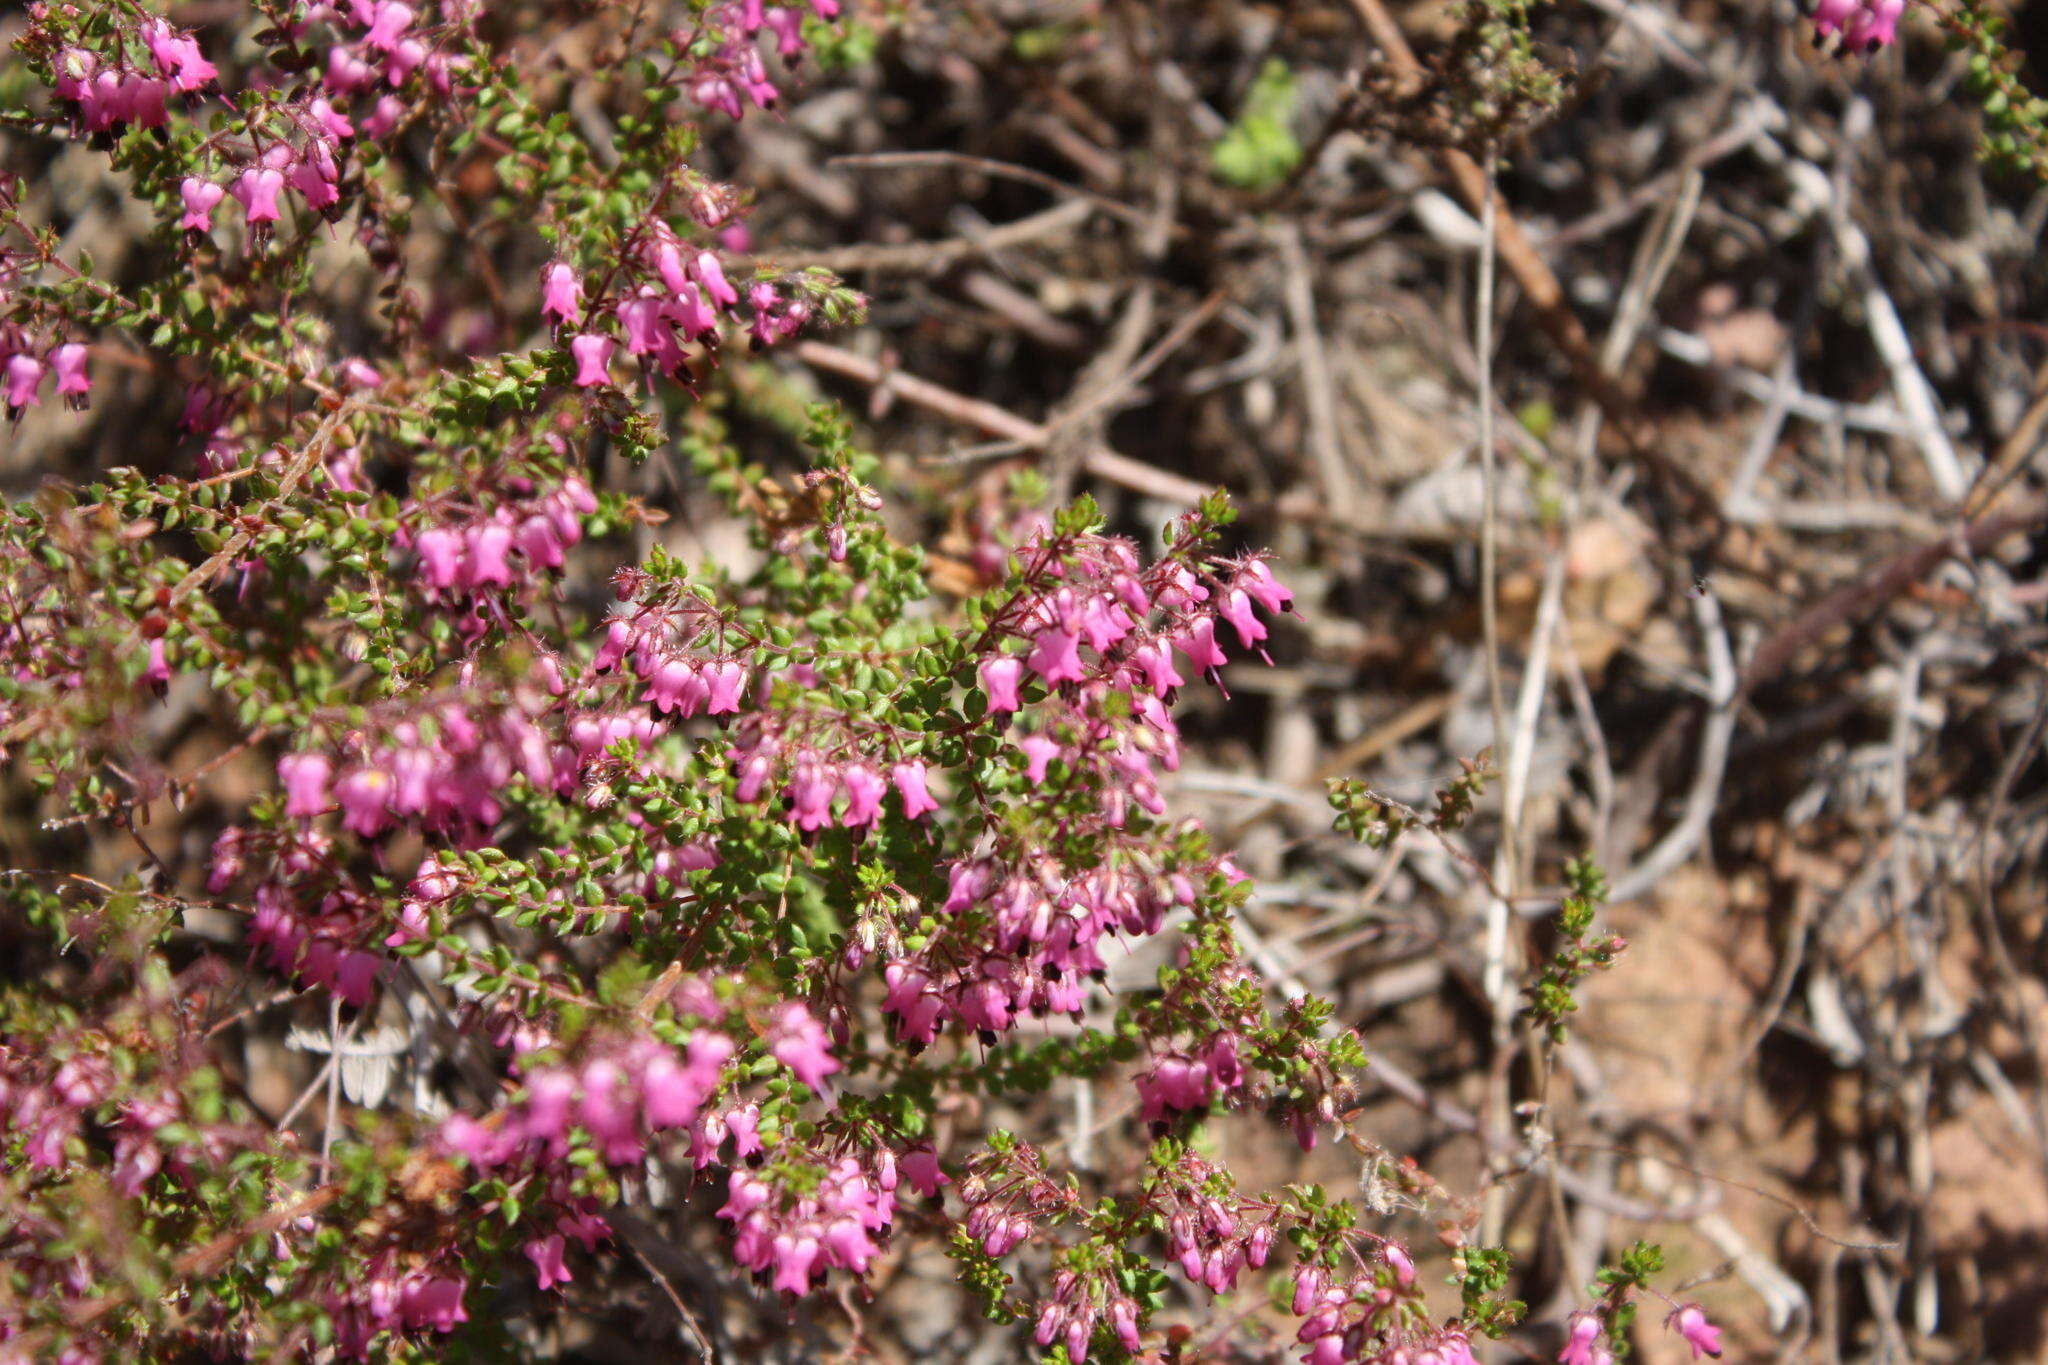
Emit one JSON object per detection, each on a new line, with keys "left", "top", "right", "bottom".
{"left": 1737, "top": 502, "right": 2045, "bottom": 699}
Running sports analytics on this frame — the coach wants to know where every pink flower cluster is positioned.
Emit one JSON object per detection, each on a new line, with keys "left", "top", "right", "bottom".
{"left": 1033, "top": 1276, "right": 1145, "bottom": 1365}
{"left": 149, "top": 3, "right": 473, "bottom": 246}
{"left": 683, "top": 0, "right": 843, "bottom": 120}
{"left": 410, "top": 476, "right": 599, "bottom": 611}
{"left": 977, "top": 541, "right": 1293, "bottom": 827}
{"left": 1811, "top": 0, "right": 1905, "bottom": 51}
{"left": 308, "top": 0, "right": 466, "bottom": 97}
{"left": 0, "top": 1048, "right": 109, "bottom": 1172}
{"left": 1153, "top": 1157, "right": 1276, "bottom": 1297}
{"left": 1291, "top": 1255, "right": 1472, "bottom": 1365}
{"left": 0, "top": 331, "right": 91, "bottom": 417}
{"left": 439, "top": 1031, "right": 734, "bottom": 1170}
{"left": 324, "top": 1262, "right": 472, "bottom": 1360}
{"left": 879, "top": 855, "right": 1200, "bottom": 1048}
{"left": 276, "top": 697, "right": 581, "bottom": 841}
{"left": 553, "top": 237, "right": 829, "bottom": 392}
{"left": 248, "top": 879, "right": 387, "bottom": 1007}
{"left": 2, "top": 339, "right": 90, "bottom": 417}
{"left": 738, "top": 747, "right": 935, "bottom": 832}
{"left": 596, "top": 616, "right": 752, "bottom": 722}
{"left": 718, "top": 1154, "right": 895, "bottom": 1294}
{"left": 955, "top": 1141, "right": 1080, "bottom": 1263}
{"left": 1135, "top": 1032, "right": 1246, "bottom": 1126}
{"left": 49, "top": 23, "right": 215, "bottom": 136}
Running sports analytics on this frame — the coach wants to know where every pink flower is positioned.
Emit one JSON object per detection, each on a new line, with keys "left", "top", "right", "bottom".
{"left": 578, "top": 1059, "right": 645, "bottom": 1164}
{"left": 890, "top": 761, "right": 938, "bottom": 818}
{"left": 278, "top": 752, "right": 334, "bottom": 819}
{"left": 647, "top": 658, "right": 708, "bottom": 715}
{"left": 1131, "top": 640, "right": 1184, "bottom": 695}
{"left": 570, "top": 333, "right": 615, "bottom": 387}
{"left": 515, "top": 514, "right": 566, "bottom": 569}
{"left": 399, "top": 1275, "right": 467, "bottom": 1333}
{"left": 288, "top": 145, "right": 342, "bottom": 213}
{"left": 840, "top": 764, "right": 887, "bottom": 828}
{"left": 179, "top": 177, "right": 225, "bottom": 234}
{"left": 5, "top": 354, "right": 45, "bottom": 415}
{"left": 327, "top": 45, "right": 376, "bottom": 92}
{"left": 1668, "top": 1305, "right": 1723, "bottom": 1360}
{"left": 310, "top": 97, "right": 356, "bottom": 140}
{"left": 415, "top": 527, "right": 462, "bottom": 588}
{"left": 900, "top": 1145, "right": 948, "bottom": 1196}
{"left": 1844, "top": 0, "right": 1904, "bottom": 49}
{"left": 526, "top": 1234, "right": 572, "bottom": 1290}
{"left": 1135, "top": 1054, "right": 1216, "bottom": 1123}
{"left": 692, "top": 250, "right": 739, "bottom": 308}
{"left": 1239, "top": 559, "right": 1293, "bottom": 614}
{"left": 142, "top": 639, "right": 173, "bottom": 692}
{"left": 360, "top": 94, "right": 405, "bottom": 138}
{"left": 1173, "top": 617, "right": 1228, "bottom": 678}
{"left": 1559, "top": 1312, "right": 1604, "bottom": 1365}
{"left": 463, "top": 523, "right": 515, "bottom": 589}
{"left": 1017, "top": 733, "right": 1061, "bottom": 785}
{"left": 981, "top": 656, "right": 1024, "bottom": 713}
{"left": 144, "top": 20, "right": 218, "bottom": 91}
{"left": 1384, "top": 1241, "right": 1415, "bottom": 1286}
{"left": 1026, "top": 624, "right": 1087, "bottom": 685}
{"left": 703, "top": 660, "right": 748, "bottom": 714}
{"left": 231, "top": 166, "right": 286, "bottom": 227}
{"left": 617, "top": 292, "right": 668, "bottom": 356}
{"left": 768, "top": 1002, "right": 840, "bottom": 1095}
{"left": 642, "top": 1033, "right": 731, "bottom": 1129}
{"left": 725, "top": 1102, "right": 762, "bottom": 1158}
{"left": 49, "top": 344, "right": 90, "bottom": 409}
{"left": 365, "top": 0, "right": 416, "bottom": 51}
{"left": 334, "top": 767, "right": 394, "bottom": 837}
{"left": 1217, "top": 588, "right": 1268, "bottom": 651}
{"left": 788, "top": 758, "right": 836, "bottom": 831}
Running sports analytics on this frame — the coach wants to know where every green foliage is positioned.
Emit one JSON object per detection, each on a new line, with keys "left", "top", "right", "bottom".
{"left": 1456, "top": 1244, "right": 1527, "bottom": 1338}
{"left": 1212, "top": 60, "right": 1304, "bottom": 190}
{"left": 1524, "top": 854, "right": 1624, "bottom": 1045}
{"left": 1947, "top": 0, "right": 2048, "bottom": 181}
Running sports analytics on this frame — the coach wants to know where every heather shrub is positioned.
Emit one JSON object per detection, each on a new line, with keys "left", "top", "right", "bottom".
{"left": 15, "top": 0, "right": 1979, "bottom": 1360}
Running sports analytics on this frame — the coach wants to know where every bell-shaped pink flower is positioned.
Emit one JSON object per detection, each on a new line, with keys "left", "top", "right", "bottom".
{"left": 1559, "top": 1312, "right": 1605, "bottom": 1365}
{"left": 703, "top": 659, "right": 748, "bottom": 714}
{"left": 980, "top": 656, "right": 1024, "bottom": 713}
{"left": 1026, "top": 624, "right": 1087, "bottom": 685}
{"left": 767, "top": 1001, "right": 840, "bottom": 1095}
{"left": 47, "top": 342, "right": 89, "bottom": 410}
{"left": 890, "top": 761, "right": 938, "bottom": 818}
{"left": 1668, "top": 1305, "right": 1723, "bottom": 1361}
{"left": 365, "top": 0, "right": 416, "bottom": 51}
{"left": 415, "top": 526, "right": 462, "bottom": 588}
{"left": 462, "top": 522, "right": 515, "bottom": 588}
{"left": 179, "top": 177, "right": 225, "bottom": 234}
{"left": 1173, "top": 617, "right": 1228, "bottom": 677}
{"left": 525, "top": 1234, "right": 571, "bottom": 1291}
{"left": 788, "top": 758, "right": 836, "bottom": 831}
{"left": 541, "top": 262, "right": 583, "bottom": 327}
{"left": 231, "top": 166, "right": 286, "bottom": 226}
{"left": 839, "top": 764, "right": 887, "bottom": 828}
{"left": 1217, "top": 587, "right": 1268, "bottom": 651}
{"left": 4, "top": 354, "right": 45, "bottom": 415}
{"left": 1017, "top": 733, "right": 1061, "bottom": 785}
{"left": 692, "top": 250, "right": 739, "bottom": 307}
{"left": 278, "top": 752, "right": 334, "bottom": 819}
{"left": 570, "top": 333, "right": 615, "bottom": 387}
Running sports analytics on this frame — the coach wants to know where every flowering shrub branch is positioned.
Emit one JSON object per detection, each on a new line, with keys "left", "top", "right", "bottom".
{"left": 0, "top": 2, "right": 1750, "bottom": 1363}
